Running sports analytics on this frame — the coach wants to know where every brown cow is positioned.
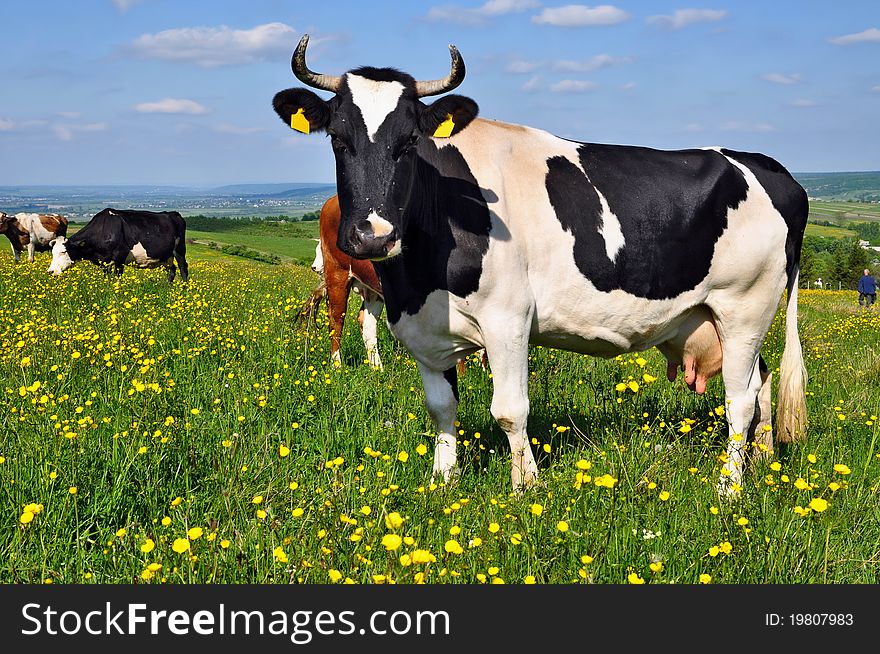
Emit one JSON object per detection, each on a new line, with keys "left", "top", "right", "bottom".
{"left": 0, "top": 212, "right": 69, "bottom": 263}
{"left": 306, "top": 195, "right": 385, "bottom": 369}
{"left": 304, "top": 196, "right": 483, "bottom": 375}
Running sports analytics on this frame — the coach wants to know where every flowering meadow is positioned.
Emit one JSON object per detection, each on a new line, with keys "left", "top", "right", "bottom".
{"left": 2, "top": 247, "right": 879, "bottom": 584}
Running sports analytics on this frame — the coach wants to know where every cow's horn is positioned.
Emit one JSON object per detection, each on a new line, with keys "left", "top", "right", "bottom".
{"left": 291, "top": 34, "right": 342, "bottom": 93}
{"left": 415, "top": 45, "right": 465, "bottom": 97}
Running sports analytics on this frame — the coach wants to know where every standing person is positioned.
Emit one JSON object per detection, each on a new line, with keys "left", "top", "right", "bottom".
{"left": 858, "top": 269, "right": 876, "bottom": 307}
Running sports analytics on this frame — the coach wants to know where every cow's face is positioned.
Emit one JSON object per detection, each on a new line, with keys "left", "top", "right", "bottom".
{"left": 273, "top": 36, "right": 478, "bottom": 261}
{"left": 48, "top": 237, "right": 73, "bottom": 275}
{"left": 311, "top": 240, "right": 324, "bottom": 274}
{"left": 0, "top": 213, "right": 10, "bottom": 234}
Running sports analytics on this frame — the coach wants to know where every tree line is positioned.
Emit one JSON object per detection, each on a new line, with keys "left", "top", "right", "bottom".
{"left": 800, "top": 235, "right": 877, "bottom": 289}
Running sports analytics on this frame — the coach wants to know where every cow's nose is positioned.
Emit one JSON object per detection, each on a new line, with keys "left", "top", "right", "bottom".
{"left": 348, "top": 221, "right": 398, "bottom": 260}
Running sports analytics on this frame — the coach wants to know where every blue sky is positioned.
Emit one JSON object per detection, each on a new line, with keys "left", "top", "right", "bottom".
{"left": 1, "top": 0, "right": 878, "bottom": 185}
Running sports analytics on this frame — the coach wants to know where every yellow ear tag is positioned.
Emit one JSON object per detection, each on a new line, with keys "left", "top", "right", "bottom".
{"left": 433, "top": 114, "right": 455, "bottom": 138}
{"left": 290, "top": 108, "right": 310, "bottom": 134}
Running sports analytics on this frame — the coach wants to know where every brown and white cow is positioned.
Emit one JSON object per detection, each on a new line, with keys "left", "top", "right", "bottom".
{"left": 305, "top": 196, "right": 485, "bottom": 375}
{"left": 307, "top": 195, "right": 385, "bottom": 369}
{"left": 0, "top": 212, "right": 69, "bottom": 263}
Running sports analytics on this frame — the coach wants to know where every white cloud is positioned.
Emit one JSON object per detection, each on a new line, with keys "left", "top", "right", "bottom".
{"left": 647, "top": 9, "right": 728, "bottom": 31}
{"left": 761, "top": 72, "right": 801, "bottom": 85}
{"left": 427, "top": 0, "right": 540, "bottom": 25}
{"left": 620, "top": 82, "right": 636, "bottom": 90}
{"left": 53, "top": 122, "right": 108, "bottom": 142}
{"left": 721, "top": 121, "right": 774, "bottom": 133}
{"left": 830, "top": 27, "right": 880, "bottom": 45}
{"left": 873, "top": 85, "right": 880, "bottom": 92}
{"left": 0, "top": 118, "right": 15, "bottom": 131}
{"left": 552, "top": 54, "right": 633, "bottom": 72}
{"left": 214, "top": 124, "right": 264, "bottom": 135}
{"left": 521, "top": 75, "right": 544, "bottom": 92}
{"left": 532, "top": 5, "right": 630, "bottom": 27}
{"left": 112, "top": 0, "right": 141, "bottom": 11}
{"left": 129, "top": 22, "right": 297, "bottom": 68}
{"left": 134, "top": 98, "right": 209, "bottom": 115}
{"left": 685, "top": 123, "right": 704, "bottom": 131}
{"left": 790, "top": 98, "right": 817, "bottom": 107}
{"left": 507, "top": 59, "right": 543, "bottom": 74}
{"left": 550, "top": 79, "right": 598, "bottom": 92}
{"left": 57, "top": 111, "right": 81, "bottom": 119}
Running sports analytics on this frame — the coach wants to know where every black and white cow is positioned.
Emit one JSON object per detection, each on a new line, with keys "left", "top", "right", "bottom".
{"left": 273, "top": 35, "right": 808, "bottom": 493}
{"left": 48, "top": 208, "right": 189, "bottom": 282}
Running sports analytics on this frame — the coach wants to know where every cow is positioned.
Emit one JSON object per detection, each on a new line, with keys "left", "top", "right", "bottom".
{"left": 0, "top": 212, "right": 69, "bottom": 263}
{"left": 47, "top": 207, "right": 189, "bottom": 282}
{"left": 303, "top": 195, "right": 487, "bottom": 375}
{"left": 272, "top": 35, "right": 808, "bottom": 494}
{"left": 305, "top": 194, "right": 385, "bottom": 369}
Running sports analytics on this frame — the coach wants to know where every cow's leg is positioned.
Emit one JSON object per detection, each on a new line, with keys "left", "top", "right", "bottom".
{"left": 11, "top": 244, "right": 20, "bottom": 263}
{"left": 166, "top": 259, "right": 177, "bottom": 283}
{"left": 174, "top": 241, "right": 189, "bottom": 282}
{"left": 419, "top": 363, "right": 459, "bottom": 484}
{"left": 718, "top": 343, "right": 764, "bottom": 496}
{"left": 749, "top": 356, "right": 774, "bottom": 460}
{"left": 483, "top": 322, "right": 537, "bottom": 490}
{"left": 27, "top": 241, "right": 36, "bottom": 263}
{"left": 325, "top": 277, "right": 351, "bottom": 366}
{"left": 360, "top": 291, "right": 384, "bottom": 371}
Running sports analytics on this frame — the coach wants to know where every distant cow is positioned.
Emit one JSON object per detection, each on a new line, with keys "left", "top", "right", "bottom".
{"left": 48, "top": 208, "right": 189, "bottom": 282}
{"left": 303, "top": 195, "right": 385, "bottom": 369}
{"left": 0, "top": 212, "right": 68, "bottom": 262}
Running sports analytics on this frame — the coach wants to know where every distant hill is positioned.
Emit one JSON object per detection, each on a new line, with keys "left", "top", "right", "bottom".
{"left": 209, "top": 183, "right": 334, "bottom": 196}
{"left": 793, "top": 171, "right": 880, "bottom": 202}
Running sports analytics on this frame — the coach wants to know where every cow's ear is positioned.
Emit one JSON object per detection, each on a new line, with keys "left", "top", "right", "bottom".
{"left": 272, "top": 88, "right": 332, "bottom": 134}
{"left": 419, "top": 94, "right": 478, "bottom": 139}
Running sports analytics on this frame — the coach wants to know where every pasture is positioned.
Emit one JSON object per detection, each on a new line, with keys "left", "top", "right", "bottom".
{"left": 2, "top": 245, "right": 880, "bottom": 584}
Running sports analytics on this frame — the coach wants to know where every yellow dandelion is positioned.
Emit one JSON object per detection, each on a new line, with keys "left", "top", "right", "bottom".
{"left": 172, "top": 538, "right": 190, "bottom": 554}
{"left": 384, "top": 512, "right": 404, "bottom": 530}
{"left": 381, "top": 534, "right": 403, "bottom": 551}
{"left": 808, "top": 497, "right": 829, "bottom": 512}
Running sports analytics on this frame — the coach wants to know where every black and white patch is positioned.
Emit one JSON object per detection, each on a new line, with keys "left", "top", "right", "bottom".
{"left": 546, "top": 145, "right": 751, "bottom": 299}
{"left": 375, "top": 140, "right": 492, "bottom": 324}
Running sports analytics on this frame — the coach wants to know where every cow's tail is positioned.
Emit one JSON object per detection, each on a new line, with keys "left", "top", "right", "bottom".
{"left": 776, "top": 264, "right": 808, "bottom": 443}
{"left": 297, "top": 280, "right": 327, "bottom": 325}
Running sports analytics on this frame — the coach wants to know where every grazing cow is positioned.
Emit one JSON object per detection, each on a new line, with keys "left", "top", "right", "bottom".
{"left": 48, "top": 208, "right": 189, "bottom": 282}
{"left": 308, "top": 194, "right": 386, "bottom": 369}
{"left": 273, "top": 35, "right": 808, "bottom": 493}
{"left": 0, "top": 212, "right": 69, "bottom": 263}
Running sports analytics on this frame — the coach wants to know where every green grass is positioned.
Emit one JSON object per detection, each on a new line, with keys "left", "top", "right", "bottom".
{"left": 809, "top": 201, "right": 880, "bottom": 222}
{"left": 2, "top": 250, "right": 880, "bottom": 585}
{"left": 186, "top": 230, "right": 319, "bottom": 264}
{"left": 804, "top": 224, "right": 857, "bottom": 239}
